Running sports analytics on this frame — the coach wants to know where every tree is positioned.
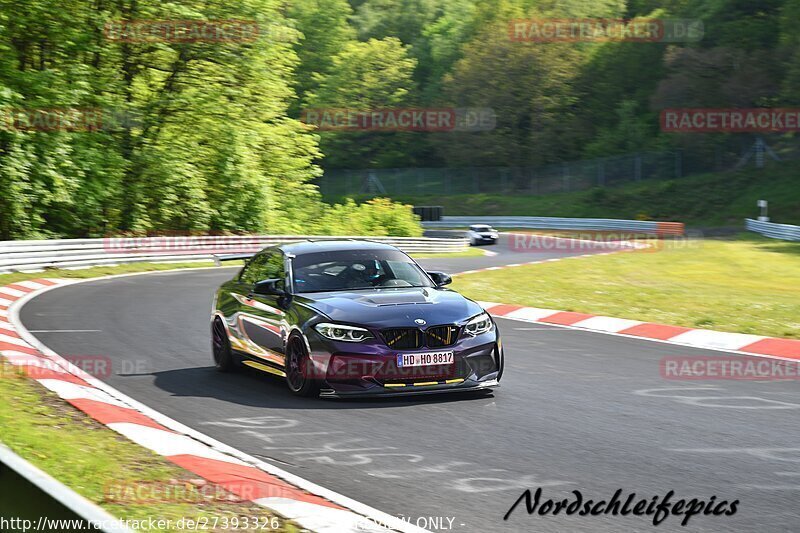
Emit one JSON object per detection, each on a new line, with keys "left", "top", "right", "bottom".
{"left": 583, "top": 100, "right": 656, "bottom": 157}
{"left": 433, "top": 18, "right": 582, "bottom": 166}
{"left": 0, "top": 0, "right": 326, "bottom": 237}
{"left": 308, "top": 38, "right": 418, "bottom": 167}
{"left": 287, "top": 0, "right": 356, "bottom": 109}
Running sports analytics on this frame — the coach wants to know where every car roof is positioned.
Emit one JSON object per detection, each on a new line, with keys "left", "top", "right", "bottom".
{"left": 277, "top": 239, "right": 401, "bottom": 255}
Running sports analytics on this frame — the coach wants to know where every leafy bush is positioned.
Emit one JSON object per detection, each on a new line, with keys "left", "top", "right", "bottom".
{"left": 313, "top": 198, "right": 422, "bottom": 236}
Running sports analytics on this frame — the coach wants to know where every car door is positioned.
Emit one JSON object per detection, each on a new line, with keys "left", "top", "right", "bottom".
{"left": 234, "top": 250, "right": 289, "bottom": 367}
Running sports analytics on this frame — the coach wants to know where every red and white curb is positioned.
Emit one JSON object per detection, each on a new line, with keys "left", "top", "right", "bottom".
{"left": 478, "top": 301, "right": 800, "bottom": 361}
{"left": 0, "top": 277, "right": 428, "bottom": 533}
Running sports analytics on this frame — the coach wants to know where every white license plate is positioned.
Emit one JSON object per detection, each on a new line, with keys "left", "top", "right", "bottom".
{"left": 397, "top": 351, "right": 454, "bottom": 368}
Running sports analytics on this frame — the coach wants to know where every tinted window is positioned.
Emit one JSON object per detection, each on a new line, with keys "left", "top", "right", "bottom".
{"left": 240, "top": 251, "right": 285, "bottom": 286}
{"left": 292, "top": 249, "right": 434, "bottom": 293}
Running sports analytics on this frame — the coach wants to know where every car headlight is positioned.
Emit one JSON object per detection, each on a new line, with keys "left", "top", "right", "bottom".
{"left": 464, "top": 312, "right": 493, "bottom": 336}
{"left": 315, "top": 323, "right": 373, "bottom": 342}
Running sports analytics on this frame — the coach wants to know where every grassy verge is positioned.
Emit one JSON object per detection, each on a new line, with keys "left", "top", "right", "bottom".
{"left": 0, "top": 369, "right": 298, "bottom": 532}
{"left": 452, "top": 234, "right": 800, "bottom": 339}
{"left": 0, "top": 261, "right": 226, "bottom": 286}
{"left": 410, "top": 247, "right": 484, "bottom": 258}
{"left": 337, "top": 159, "right": 800, "bottom": 227}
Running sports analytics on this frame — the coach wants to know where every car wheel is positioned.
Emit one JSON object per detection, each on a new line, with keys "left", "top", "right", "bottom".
{"left": 212, "top": 317, "right": 235, "bottom": 372}
{"left": 285, "top": 334, "right": 320, "bottom": 397}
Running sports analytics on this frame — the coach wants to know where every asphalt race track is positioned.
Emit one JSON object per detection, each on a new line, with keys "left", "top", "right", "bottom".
{"left": 20, "top": 238, "right": 800, "bottom": 532}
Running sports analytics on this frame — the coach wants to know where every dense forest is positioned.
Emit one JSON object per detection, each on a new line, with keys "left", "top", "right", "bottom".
{"left": 0, "top": 0, "right": 796, "bottom": 238}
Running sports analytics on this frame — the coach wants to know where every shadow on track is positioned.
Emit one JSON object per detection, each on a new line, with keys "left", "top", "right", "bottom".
{"left": 120, "top": 364, "right": 494, "bottom": 410}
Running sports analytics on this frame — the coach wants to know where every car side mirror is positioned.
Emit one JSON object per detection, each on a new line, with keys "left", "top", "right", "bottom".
{"left": 428, "top": 271, "right": 452, "bottom": 287}
{"left": 253, "top": 278, "right": 286, "bottom": 296}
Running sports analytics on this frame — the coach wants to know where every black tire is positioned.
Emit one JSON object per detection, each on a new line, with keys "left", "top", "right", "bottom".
{"left": 212, "top": 317, "right": 235, "bottom": 372}
{"left": 285, "top": 334, "right": 320, "bottom": 397}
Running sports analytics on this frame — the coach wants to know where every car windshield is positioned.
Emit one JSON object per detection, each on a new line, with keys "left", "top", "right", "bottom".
{"left": 292, "top": 249, "right": 435, "bottom": 293}
{"left": 471, "top": 225, "right": 492, "bottom": 232}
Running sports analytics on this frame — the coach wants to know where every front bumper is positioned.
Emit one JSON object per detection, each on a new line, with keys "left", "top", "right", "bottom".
{"left": 319, "top": 377, "right": 499, "bottom": 399}
{"left": 306, "top": 328, "right": 503, "bottom": 398}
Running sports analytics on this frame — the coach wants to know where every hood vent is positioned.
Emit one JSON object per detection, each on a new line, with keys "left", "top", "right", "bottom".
{"left": 356, "top": 293, "right": 431, "bottom": 307}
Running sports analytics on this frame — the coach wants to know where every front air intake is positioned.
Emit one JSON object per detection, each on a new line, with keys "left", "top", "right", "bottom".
{"left": 425, "top": 325, "right": 460, "bottom": 347}
{"left": 381, "top": 328, "right": 423, "bottom": 349}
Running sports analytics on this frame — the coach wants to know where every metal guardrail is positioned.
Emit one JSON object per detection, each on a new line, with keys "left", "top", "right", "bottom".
{"left": 422, "top": 216, "right": 685, "bottom": 235}
{"left": 745, "top": 218, "right": 800, "bottom": 241}
{"left": 0, "top": 235, "right": 469, "bottom": 273}
{"left": 0, "top": 442, "right": 133, "bottom": 532}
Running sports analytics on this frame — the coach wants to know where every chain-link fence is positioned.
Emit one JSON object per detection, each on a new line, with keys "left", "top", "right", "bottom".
{"left": 317, "top": 137, "right": 800, "bottom": 199}
{"left": 318, "top": 152, "right": 681, "bottom": 197}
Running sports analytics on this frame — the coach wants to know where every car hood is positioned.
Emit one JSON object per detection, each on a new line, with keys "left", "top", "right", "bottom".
{"left": 296, "top": 287, "right": 484, "bottom": 329}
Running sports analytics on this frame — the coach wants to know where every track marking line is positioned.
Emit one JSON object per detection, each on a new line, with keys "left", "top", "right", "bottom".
{"left": 6, "top": 272, "right": 430, "bottom": 533}
{"left": 28, "top": 329, "right": 103, "bottom": 333}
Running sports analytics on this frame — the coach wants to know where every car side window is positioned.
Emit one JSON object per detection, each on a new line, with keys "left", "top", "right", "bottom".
{"left": 239, "top": 255, "right": 264, "bottom": 285}
{"left": 240, "top": 251, "right": 285, "bottom": 286}
{"left": 386, "top": 260, "right": 427, "bottom": 286}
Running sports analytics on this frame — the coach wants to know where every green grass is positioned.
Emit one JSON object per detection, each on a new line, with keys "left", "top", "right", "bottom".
{"left": 0, "top": 371, "right": 298, "bottom": 531}
{"left": 0, "top": 261, "right": 225, "bottom": 286}
{"left": 452, "top": 234, "right": 800, "bottom": 339}
{"left": 337, "top": 159, "right": 800, "bottom": 227}
{"left": 410, "top": 247, "right": 485, "bottom": 258}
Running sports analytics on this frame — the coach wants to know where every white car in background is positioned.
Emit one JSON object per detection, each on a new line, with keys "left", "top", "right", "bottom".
{"left": 466, "top": 224, "right": 499, "bottom": 246}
